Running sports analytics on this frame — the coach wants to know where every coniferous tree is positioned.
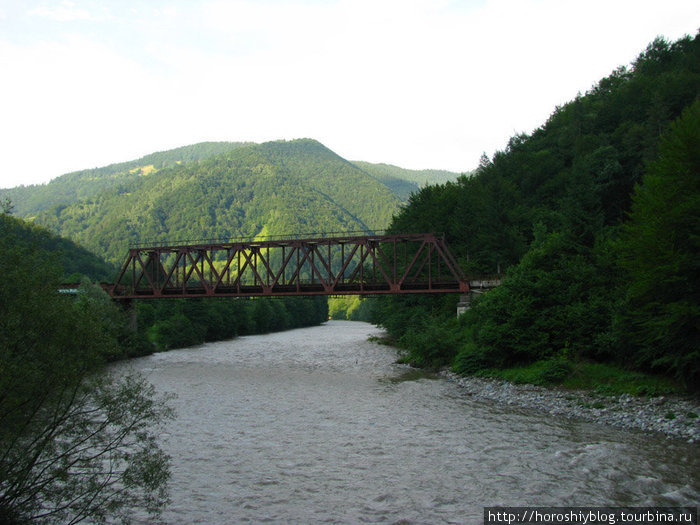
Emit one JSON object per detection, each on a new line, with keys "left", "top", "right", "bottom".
{"left": 614, "top": 101, "right": 700, "bottom": 387}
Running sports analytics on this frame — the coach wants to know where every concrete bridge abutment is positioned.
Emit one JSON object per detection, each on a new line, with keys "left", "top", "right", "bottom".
{"left": 457, "top": 294, "right": 471, "bottom": 317}
{"left": 457, "top": 277, "right": 503, "bottom": 316}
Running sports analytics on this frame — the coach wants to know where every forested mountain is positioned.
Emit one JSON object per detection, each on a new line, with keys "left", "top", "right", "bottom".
{"left": 13, "top": 139, "right": 403, "bottom": 265}
{"left": 352, "top": 161, "right": 463, "bottom": 201}
{"left": 0, "top": 213, "right": 115, "bottom": 281}
{"left": 3, "top": 142, "right": 250, "bottom": 217}
{"left": 372, "top": 34, "right": 700, "bottom": 390}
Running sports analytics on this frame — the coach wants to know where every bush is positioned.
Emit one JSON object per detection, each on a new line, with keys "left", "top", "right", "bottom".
{"left": 452, "top": 343, "right": 495, "bottom": 374}
{"left": 538, "top": 358, "right": 573, "bottom": 384}
{"left": 397, "top": 315, "right": 462, "bottom": 368}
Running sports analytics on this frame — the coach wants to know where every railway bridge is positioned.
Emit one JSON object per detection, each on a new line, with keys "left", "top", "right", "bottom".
{"left": 105, "top": 233, "right": 499, "bottom": 306}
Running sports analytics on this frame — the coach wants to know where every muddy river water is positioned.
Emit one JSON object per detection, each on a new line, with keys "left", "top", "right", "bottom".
{"left": 118, "top": 321, "right": 698, "bottom": 524}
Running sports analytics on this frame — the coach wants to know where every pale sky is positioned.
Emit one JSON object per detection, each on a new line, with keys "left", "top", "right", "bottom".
{"left": 1, "top": 0, "right": 698, "bottom": 188}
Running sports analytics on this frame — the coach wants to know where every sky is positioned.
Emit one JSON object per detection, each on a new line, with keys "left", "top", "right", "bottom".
{"left": 0, "top": 0, "right": 698, "bottom": 188}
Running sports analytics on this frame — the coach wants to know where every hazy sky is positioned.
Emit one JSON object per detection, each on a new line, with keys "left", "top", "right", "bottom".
{"left": 1, "top": 0, "right": 698, "bottom": 188}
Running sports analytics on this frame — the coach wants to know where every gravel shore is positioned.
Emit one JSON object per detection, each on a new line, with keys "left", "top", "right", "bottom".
{"left": 440, "top": 371, "right": 700, "bottom": 443}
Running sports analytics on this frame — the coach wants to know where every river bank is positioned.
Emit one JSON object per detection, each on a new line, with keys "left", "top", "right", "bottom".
{"left": 440, "top": 370, "right": 700, "bottom": 443}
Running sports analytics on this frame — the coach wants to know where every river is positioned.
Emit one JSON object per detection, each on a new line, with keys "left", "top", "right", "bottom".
{"left": 118, "top": 321, "right": 699, "bottom": 524}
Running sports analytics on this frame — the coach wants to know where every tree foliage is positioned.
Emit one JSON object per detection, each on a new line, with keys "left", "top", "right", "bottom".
{"left": 0, "top": 221, "right": 173, "bottom": 523}
{"left": 0, "top": 214, "right": 115, "bottom": 282}
{"left": 0, "top": 198, "right": 13, "bottom": 215}
{"left": 614, "top": 101, "right": 700, "bottom": 386}
{"left": 1, "top": 142, "right": 250, "bottom": 217}
{"left": 143, "top": 296, "right": 328, "bottom": 351}
{"left": 351, "top": 161, "right": 462, "bottom": 201}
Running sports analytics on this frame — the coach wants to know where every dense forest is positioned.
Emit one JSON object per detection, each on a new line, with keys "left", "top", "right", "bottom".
{"left": 2, "top": 142, "right": 252, "bottom": 217}
{"left": 371, "top": 34, "right": 700, "bottom": 392}
{"left": 11, "top": 139, "right": 405, "bottom": 265}
{"left": 0, "top": 213, "right": 116, "bottom": 282}
{"left": 351, "top": 161, "right": 462, "bottom": 201}
{"left": 0, "top": 139, "right": 459, "bottom": 246}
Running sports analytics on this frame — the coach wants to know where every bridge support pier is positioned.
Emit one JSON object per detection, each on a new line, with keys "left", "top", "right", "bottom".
{"left": 128, "top": 301, "right": 138, "bottom": 332}
{"left": 117, "top": 299, "right": 138, "bottom": 332}
{"left": 456, "top": 294, "right": 471, "bottom": 317}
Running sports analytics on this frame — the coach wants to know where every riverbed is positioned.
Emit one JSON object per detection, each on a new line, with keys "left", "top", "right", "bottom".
{"left": 118, "top": 321, "right": 699, "bottom": 524}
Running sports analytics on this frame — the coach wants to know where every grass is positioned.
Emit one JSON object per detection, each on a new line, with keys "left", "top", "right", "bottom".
{"left": 475, "top": 359, "right": 683, "bottom": 397}
{"left": 367, "top": 334, "right": 397, "bottom": 346}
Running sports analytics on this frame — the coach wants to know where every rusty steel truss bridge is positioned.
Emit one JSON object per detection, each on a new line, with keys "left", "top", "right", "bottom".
{"left": 106, "top": 233, "right": 491, "bottom": 300}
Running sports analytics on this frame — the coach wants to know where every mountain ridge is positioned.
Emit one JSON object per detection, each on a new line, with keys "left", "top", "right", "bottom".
{"left": 2, "top": 142, "right": 252, "bottom": 217}
{"left": 2, "top": 139, "right": 461, "bottom": 217}
{"left": 14, "top": 139, "right": 417, "bottom": 265}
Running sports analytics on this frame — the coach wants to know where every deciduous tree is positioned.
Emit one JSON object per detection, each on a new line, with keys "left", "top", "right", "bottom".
{"left": 0, "top": 222, "right": 173, "bottom": 523}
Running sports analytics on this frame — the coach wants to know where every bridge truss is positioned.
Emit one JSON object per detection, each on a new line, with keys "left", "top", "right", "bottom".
{"left": 108, "top": 233, "right": 469, "bottom": 300}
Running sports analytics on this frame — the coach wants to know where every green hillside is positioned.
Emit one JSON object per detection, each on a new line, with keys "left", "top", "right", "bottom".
{"left": 353, "top": 161, "right": 463, "bottom": 201}
{"left": 3, "top": 142, "right": 250, "bottom": 217}
{"left": 0, "top": 213, "right": 115, "bottom": 281}
{"left": 372, "top": 34, "right": 700, "bottom": 391}
{"left": 26, "top": 139, "right": 403, "bottom": 266}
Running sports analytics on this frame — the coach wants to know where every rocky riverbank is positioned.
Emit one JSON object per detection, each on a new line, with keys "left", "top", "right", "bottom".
{"left": 440, "top": 371, "right": 700, "bottom": 443}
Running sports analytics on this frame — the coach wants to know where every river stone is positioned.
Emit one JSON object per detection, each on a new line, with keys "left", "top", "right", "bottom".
{"left": 440, "top": 370, "right": 700, "bottom": 443}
